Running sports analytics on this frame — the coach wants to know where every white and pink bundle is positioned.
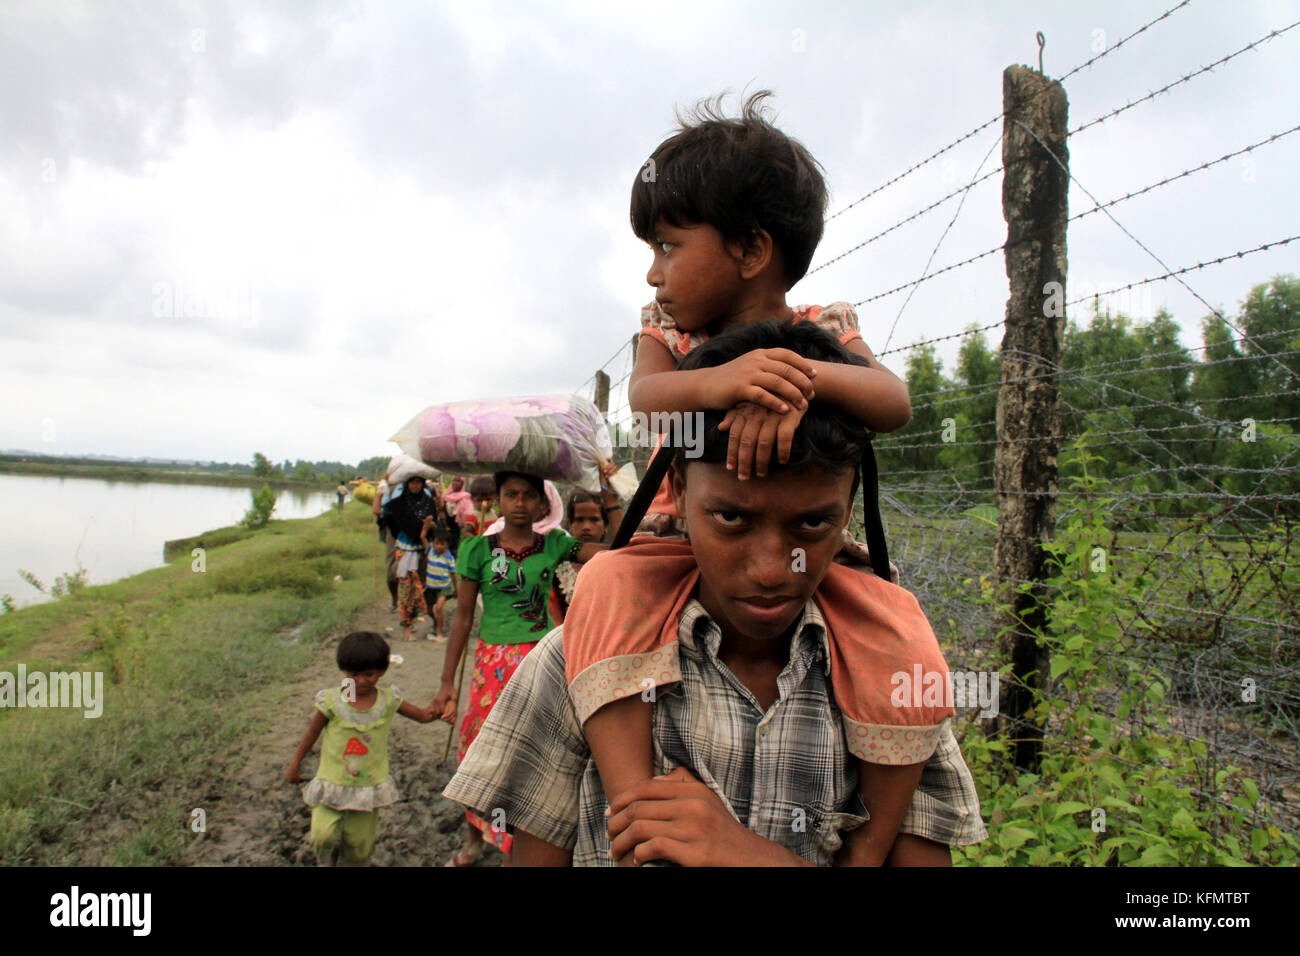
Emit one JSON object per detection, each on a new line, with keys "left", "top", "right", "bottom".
{"left": 389, "top": 394, "right": 617, "bottom": 493}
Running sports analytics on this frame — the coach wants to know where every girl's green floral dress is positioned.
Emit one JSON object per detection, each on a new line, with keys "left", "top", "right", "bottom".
{"left": 303, "top": 685, "right": 402, "bottom": 812}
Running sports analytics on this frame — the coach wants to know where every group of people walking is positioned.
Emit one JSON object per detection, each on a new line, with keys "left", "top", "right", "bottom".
{"left": 289, "top": 467, "right": 623, "bottom": 865}
{"left": 285, "top": 88, "right": 987, "bottom": 868}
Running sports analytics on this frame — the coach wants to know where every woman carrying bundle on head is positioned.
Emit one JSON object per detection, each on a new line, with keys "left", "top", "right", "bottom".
{"left": 429, "top": 469, "right": 619, "bottom": 866}
{"left": 381, "top": 474, "right": 443, "bottom": 641}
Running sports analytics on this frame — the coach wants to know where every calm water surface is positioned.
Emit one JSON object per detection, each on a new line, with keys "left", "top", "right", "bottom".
{"left": 0, "top": 474, "right": 337, "bottom": 608}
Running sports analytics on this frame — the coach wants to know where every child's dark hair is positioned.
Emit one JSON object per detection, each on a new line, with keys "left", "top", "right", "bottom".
{"left": 494, "top": 470, "right": 545, "bottom": 499}
{"left": 337, "top": 631, "right": 390, "bottom": 673}
{"left": 566, "top": 489, "right": 608, "bottom": 527}
{"left": 468, "top": 476, "right": 496, "bottom": 498}
{"left": 630, "top": 90, "right": 828, "bottom": 288}
{"left": 674, "top": 320, "right": 869, "bottom": 494}
{"left": 432, "top": 530, "right": 450, "bottom": 544}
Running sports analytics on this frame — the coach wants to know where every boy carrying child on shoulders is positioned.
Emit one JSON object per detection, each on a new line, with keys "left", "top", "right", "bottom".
{"left": 442, "top": 321, "right": 986, "bottom": 865}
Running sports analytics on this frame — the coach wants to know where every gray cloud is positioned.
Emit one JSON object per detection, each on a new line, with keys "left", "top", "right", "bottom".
{"left": 1, "top": 0, "right": 1297, "bottom": 464}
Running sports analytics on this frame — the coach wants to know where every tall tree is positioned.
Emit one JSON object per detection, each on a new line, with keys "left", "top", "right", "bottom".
{"left": 947, "top": 328, "right": 999, "bottom": 494}
{"left": 877, "top": 343, "right": 955, "bottom": 494}
{"left": 1237, "top": 277, "right": 1300, "bottom": 426}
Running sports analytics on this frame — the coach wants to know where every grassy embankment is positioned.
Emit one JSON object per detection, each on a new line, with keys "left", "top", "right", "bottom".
{"left": 0, "top": 502, "right": 384, "bottom": 865}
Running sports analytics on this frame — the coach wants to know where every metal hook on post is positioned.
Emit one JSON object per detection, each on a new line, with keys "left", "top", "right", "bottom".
{"left": 1036, "top": 31, "right": 1046, "bottom": 73}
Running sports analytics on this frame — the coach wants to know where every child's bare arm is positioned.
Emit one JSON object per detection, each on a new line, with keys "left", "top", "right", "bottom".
{"left": 835, "top": 760, "right": 925, "bottom": 866}
{"left": 885, "top": 833, "right": 953, "bottom": 866}
{"left": 397, "top": 698, "right": 437, "bottom": 723}
{"left": 575, "top": 541, "right": 608, "bottom": 564}
{"left": 628, "top": 335, "right": 815, "bottom": 418}
{"left": 717, "top": 338, "right": 911, "bottom": 478}
{"left": 513, "top": 829, "right": 574, "bottom": 866}
{"left": 285, "top": 710, "right": 329, "bottom": 783}
{"left": 585, "top": 696, "right": 655, "bottom": 811}
{"left": 809, "top": 338, "right": 911, "bottom": 433}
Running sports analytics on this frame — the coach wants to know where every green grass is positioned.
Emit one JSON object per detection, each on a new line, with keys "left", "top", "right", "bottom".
{"left": 0, "top": 503, "right": 384, "bottom": 865}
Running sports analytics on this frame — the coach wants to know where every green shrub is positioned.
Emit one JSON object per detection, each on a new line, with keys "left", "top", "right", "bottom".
{"left": 211, "top": 552, "right": 346, "bottom": 598}
{"left": 241, "top": 484, "right": 277, "bottom": 530}
{"left": 955, "top": 455, "right": 1298, "bottom": 866}
{"left": 16, "top": 565, "right": 88, "bottom": 599}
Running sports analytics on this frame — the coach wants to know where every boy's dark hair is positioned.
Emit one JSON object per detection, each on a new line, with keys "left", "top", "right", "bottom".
{"left": 630, "top": 90, "right": 828, "bottom": 289}
{"left": 337, "top": 631, "right": 390, "bottom": 673}
{"left": 566, "top": 489, "right": 608, "bottom": 527}
{"left": 432, "top": 530, "right": 450, "bottom": 544}
{"left": 674, "top": 320, "right": 869, "bottom": 496}
{"left": 468, "top": 476, "right": 496, "bottom": 499}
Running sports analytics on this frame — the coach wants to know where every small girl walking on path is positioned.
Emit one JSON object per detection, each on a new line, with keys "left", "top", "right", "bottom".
{"left": 286, "top": 631, "right": 436, "bottom": 866}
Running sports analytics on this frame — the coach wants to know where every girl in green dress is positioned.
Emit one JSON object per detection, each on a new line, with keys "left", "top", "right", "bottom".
{"left": 286, "top": 631, "right": 436, "bottom": 865}
{"left": 431, "top": 470, "right": 616, "bottom": 865}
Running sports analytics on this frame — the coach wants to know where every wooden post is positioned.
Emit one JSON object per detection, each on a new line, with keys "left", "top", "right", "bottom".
{"left": 995, "top": 64, "right": 1068, "bottom": 771}
{"left": 594, "top": 370, "right": 610, "bottom": 414}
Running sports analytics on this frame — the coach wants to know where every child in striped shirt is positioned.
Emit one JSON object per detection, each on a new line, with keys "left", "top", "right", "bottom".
{"left": 423, "top": 530, "right": 458, "bottom": 642}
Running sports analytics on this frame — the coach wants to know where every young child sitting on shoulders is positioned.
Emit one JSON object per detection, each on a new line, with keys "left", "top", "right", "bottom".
{"left": 569, "top": 91, "right": 936, "bottom": 865}
{"left": 444, "top": 322, "right": 983, "bottom": 866}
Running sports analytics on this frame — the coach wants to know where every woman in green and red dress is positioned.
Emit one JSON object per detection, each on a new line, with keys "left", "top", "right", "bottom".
{"left": 431, "top": 469, "right": 615, "bottom": 865}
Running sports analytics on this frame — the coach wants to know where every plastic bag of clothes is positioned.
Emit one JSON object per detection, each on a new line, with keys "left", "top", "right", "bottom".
{"left": 389, "top": 394, "right": 616, "bottom": 493}
{"left": 384, "top": 454, "right": 439, "bottom": 487}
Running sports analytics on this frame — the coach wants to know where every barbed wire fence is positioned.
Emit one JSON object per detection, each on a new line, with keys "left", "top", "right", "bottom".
{"left": 574, "top": 2, "right": 1300, "bottom": 843}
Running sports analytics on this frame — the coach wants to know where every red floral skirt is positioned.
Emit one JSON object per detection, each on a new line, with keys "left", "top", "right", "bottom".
{"left": 458, "top": 638, "right": 539, "bottom": 852}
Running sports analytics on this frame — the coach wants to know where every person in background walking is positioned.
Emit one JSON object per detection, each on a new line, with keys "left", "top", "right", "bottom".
{"left": 422, "top": 530, "right": 458, "bottom": 642}
{"left": 336, "top": 482, "right": 349, "bottom": 513}
{"left": 552, "top": 488, "right": 622, "bottom": 621}
{"left": 372, "top": 475, "right": 399, "bottom": 612}
{"left": 462, "top": 476, "right": 498, "bottom": 538}
{"left": 382, "top": 475, "right": 441, "bottom": 640}
{"left": 442, "top": 476, "right": 474, "bottom": 554}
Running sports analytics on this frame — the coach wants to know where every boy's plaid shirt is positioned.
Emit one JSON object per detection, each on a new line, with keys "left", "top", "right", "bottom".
{"left": 442, "top": 599, "right": 987, "bottom": 866}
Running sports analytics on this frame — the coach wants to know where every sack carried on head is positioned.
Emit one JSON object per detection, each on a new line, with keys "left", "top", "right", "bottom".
{"left": 389, "top": 394, "right": 616, "bottom": 493}
{"left": 385, "top": 454, "right": 440, "bottom": 488}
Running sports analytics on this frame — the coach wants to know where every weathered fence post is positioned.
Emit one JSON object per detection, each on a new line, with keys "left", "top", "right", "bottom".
{"left": 995, "top": 64, "right": 1068, "bottom": 771}
{"left": 594, "top": 370, "right": 610, "bottom": 415}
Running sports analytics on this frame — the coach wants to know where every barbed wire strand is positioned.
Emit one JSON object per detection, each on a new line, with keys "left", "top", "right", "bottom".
{"left": 823, "top": 0, "right": 1196, "bottom": 221}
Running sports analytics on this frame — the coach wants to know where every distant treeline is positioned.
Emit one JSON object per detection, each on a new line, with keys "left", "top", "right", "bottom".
{"left": 875, "top": 276, "right": 1298, "bottom": 518}
{"left": 0, "top": 451, "right": 397, "bottom": 487}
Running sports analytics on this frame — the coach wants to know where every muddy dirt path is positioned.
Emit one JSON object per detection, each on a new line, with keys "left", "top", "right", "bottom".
{"left": 184, "top": 597, "right": 501, "bottom": 866}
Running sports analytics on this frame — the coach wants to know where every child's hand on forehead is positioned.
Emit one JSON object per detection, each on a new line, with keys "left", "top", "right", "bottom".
{"left": 700, "top": 348, "right": 817, "bottom": 415}
{"left": 719, "top": 401, "right": 806, "bottom": 480}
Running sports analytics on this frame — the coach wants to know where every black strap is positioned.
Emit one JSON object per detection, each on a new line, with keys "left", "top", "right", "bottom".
{"left": 612, "top": 436, "right": 891, "bottom": 581}
{"left": 860, "top": 440, "right": 891, "bottom": 580}
{"left": 610, "top": 443, "right": 674, "bottom": 550}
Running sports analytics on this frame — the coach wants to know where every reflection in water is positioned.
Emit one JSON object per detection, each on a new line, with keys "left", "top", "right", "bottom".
{"left": 0, "top": 474, "right": 338, "bottom": 608}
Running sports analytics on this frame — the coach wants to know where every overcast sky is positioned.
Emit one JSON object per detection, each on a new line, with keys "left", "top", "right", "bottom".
{"left": 2, "top": 0, "right": 1297, "bottom": 466}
